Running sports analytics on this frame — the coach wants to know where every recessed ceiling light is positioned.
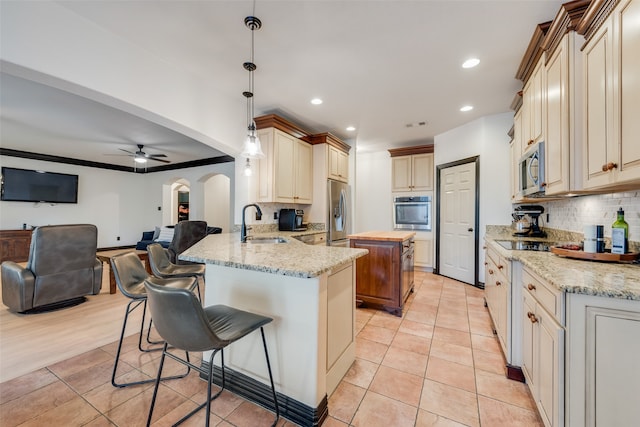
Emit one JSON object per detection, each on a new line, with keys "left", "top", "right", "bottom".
{"left": 462, "top": 58, "right": 480, "bottom": 69}
{"left": 311, "top": 98, "right": 323, "bottom": 105}
{"left": 460, "top": 105, "right": 473, "bottom": 112}
{"left": 346, "top": 126, "right": 356, "bottom": 132}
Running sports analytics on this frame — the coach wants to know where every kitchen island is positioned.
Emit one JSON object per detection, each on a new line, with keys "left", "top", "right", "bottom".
{"left": 180, "top": 232, "right": 367, "bottom": 427}
{"left": 348, "top": 230, "right": 416, "bottom": 316}
{"left": 483, "top": 227, "right": 640, "bottom": 427}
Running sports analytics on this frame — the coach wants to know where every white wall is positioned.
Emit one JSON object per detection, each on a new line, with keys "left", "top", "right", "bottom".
{"left": 0, "top": 155, "right": 235, "bottom": 247}
{"left": 353, "top": 150, "right": 393, "bottom": 232}
{"left": 204, "top": 174, "right": 231, "bottom": 231}
{"left": 434, "top": 112, "right": 514, "bottom": 283}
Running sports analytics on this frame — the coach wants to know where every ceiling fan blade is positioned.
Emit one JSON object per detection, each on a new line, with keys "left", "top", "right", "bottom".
{"left": 146, "top": 153, "right": 168, "bottom": 158}
{"left": 147, "top": 157, "right": 171, "bottom": 164}
{"left": 118, "top": 148, "right": 135, "bottom": 155}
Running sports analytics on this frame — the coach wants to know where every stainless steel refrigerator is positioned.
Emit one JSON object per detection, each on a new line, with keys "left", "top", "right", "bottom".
{"left": 327, "top": 179, "right": 350, "bottom": 246}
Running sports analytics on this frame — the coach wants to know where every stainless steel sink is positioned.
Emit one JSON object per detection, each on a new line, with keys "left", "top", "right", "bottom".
{"left": 246, "top": 237, "right": 287, "bottom": 244}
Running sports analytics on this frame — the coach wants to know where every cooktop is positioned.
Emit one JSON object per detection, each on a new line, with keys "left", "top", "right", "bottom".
{"left": 494, "top": 240, "right": 556, "bottom": 252}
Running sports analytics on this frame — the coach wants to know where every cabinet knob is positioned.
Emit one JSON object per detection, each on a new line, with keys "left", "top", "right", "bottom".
{"left": 488, "top": 269, "right": 494, "bottom": 275}
{"left": 496, "top": 281, "right": 502, "bottom": 286}
{"left": 482, "top": 246, "right": 487, "bottom": 249}
{"left": 484, "top": 262, "right": 488, "bottom": 266}
{"left": 498, "top": 265, "right": 504, "bottom": 270}
{"left": 601, "top": 162, "right": 618, "bottom": 172}
{"left": 527, "top": 140, "right": 534, "bottom": 146}
{"left": 541, "top": 182, "right": 547, "bottom": 187}
{"left": 527, "top": 283, "right": 536, "bottom": 291}
{"left": 468, "top": 228, "right": 473, "bottom": 232}
{"left": 527, "top": 311, "right": 538, "bottom": 323}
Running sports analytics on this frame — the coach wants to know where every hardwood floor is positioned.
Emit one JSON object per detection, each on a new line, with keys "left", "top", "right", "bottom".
{"left": 0, "top": 267, "right": 144, "bottom": 383}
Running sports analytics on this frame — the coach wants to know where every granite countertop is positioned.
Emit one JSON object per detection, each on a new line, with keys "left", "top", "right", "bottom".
{"left": 348, "top": 230, "right": 416, "bottom": 241}
{"left": 484, "top": 229, "right": 640, "bottom": 300}
{"left": 179, "top": 232, "right": 367, "bottom": 279}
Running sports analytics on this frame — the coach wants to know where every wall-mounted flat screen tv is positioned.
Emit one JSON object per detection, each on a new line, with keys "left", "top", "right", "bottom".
{"left": 1, "top": 167, "right": 79, "bottom": 203}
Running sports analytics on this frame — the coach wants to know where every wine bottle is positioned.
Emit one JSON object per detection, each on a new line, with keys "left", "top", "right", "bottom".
{"left": 611, "top": 208, "right": 628, "bottom": 254}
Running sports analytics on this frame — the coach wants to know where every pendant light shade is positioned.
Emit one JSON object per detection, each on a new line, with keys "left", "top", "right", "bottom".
{"left": 240, "top": 14, "right": 265, "bottom": 159}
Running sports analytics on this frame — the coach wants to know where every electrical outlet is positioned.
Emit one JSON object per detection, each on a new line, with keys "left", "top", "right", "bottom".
{"left": 255, "top": 212, "right": 261, "bottom": 221}
{"left": 117, "top": 236, "right": 120, "bottom": 241}
{"left": 274, "top": 212, "right": 278, "bottom": 220}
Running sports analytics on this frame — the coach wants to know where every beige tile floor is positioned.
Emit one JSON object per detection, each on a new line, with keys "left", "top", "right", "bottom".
{"left": 0, "top": 271, "right": 543, "bottom": 426}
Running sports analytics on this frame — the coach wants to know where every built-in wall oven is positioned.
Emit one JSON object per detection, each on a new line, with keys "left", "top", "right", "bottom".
{"left": 393, "top": 196, "right": 431, "bottom": 231}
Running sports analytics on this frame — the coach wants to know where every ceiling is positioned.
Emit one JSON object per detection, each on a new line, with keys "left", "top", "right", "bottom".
{"left": 0, "top": 0, "right": 565, "bottom": 169}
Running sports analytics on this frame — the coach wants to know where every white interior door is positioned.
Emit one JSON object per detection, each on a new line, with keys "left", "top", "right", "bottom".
{"left": 439, "top": 161, "right": 476, "bottom": 284}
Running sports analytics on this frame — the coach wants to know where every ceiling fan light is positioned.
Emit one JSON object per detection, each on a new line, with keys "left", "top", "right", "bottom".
{"left": 134, "top": 157, "right": 147, "bottom": 164}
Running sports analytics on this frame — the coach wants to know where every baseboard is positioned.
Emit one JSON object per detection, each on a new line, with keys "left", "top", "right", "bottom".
{"left": 506, "top": 364, "right": 525, "bottom": 382}
{"left": 200, "top": 360, "right": 328, "bottom": 427}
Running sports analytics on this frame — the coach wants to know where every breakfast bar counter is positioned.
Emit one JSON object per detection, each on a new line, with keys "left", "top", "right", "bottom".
{"left": 180, "top": 232, "right": 367, "bottom": 426}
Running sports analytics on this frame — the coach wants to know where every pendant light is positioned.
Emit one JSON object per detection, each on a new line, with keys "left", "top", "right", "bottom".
{"left": 240, "top": 12, "right": 265, "bottom": 159}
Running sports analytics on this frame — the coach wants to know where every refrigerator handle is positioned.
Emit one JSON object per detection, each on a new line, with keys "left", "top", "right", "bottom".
{"left": 340, "top": 189, "right": 347, "bottom": 227}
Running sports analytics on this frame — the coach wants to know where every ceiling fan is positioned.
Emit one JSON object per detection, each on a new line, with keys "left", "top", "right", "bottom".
{"left": 112, "top": 144, "right": 170, "bottom": 164}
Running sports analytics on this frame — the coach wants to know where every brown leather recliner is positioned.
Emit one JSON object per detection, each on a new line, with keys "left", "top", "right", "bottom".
{"left": 1, "top": 224, "right": 102, "bottom": 313}
{"left": 167, "top": 220, "right": 208, "bottom": 265}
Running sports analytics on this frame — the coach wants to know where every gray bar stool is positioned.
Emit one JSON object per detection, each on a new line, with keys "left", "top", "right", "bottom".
{"left": 144, "top": 280, "right": 280, "bottom": 427}
{"left": 109, "top": 251, "right": 198, "bottom": 388}
{"left": 146, "top": 243, "right": 205, "bottom": 300}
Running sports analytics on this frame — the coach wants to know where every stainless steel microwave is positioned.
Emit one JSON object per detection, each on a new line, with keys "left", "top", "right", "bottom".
{"left": 519, "top": 141, "right": 545, "bottom": 197}
{"left": 393, "top": 196, "right": 431, "bottom": 231}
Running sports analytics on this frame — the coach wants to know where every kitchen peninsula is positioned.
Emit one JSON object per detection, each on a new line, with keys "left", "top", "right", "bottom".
{"left": 179, "top": 232, "right": 367, "bottom": 427}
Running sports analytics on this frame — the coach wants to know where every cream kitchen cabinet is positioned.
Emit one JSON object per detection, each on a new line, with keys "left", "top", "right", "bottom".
{"left": 565, "top": 293, "right": 640, "bottom": 427}
{"left": 328, "top": 145, "right": 349, "bottom": 183}
{"left": 304, "top": 132, "right": 350, "bottom": 184}
{"left": 485, "top": 244, "right": 510, "bottom": 356}
{"left": 521, "top": 267, "right": 564, "bottom": 427}
{"left": 391, "top": 153, "right": 433, "bottom": 192}
{"left": 544, "top": 32, "right": 578, "bottom": 195}
{"left": 521, "top": 57, "right": 545, "bottom": 155}
{"left": 256, "top": 127, "right": 313, "bottom": 204}
{"left": 511, "top": 110, "right": 523, "bottom": 203}
{"left": 413, "top": 236, "right": 433, "bottom": 269}
{"left": 581, "top": 0, "right": 640, "bottom": 189}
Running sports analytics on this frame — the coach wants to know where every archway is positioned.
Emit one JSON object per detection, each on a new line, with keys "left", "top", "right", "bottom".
{"left": 200, "top": 173, "right": 231, "bottom": 232}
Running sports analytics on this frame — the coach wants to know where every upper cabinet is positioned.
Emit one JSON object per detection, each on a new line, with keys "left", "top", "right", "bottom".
{"left": 522, "top": 57, "right": 546, "bottom": 154}
{"left": 541, "top": 0, "right": 589, "bottom": 195}
{"left": 388, "top": 145, "right": 434, "bottom": 192}
{"left": 255, "top": 115, "right": 313, "bottom": 204}
{"left": 303, "top": 132, "right": 351, "bottom": 183}
{"left": 579, "top": 0, "right": 640, "bottom": 189}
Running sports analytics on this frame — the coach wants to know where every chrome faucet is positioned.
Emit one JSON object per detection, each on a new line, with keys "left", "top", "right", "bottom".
{"left": 241, "top": 203, "right": 263, "bottom": 242}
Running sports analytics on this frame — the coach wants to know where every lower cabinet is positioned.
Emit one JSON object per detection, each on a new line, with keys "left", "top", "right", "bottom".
{"left": 414, "top": 237, "right": 433, "bottom": 269}
{"left": 484, "top": 245, "right": 510, "bottom": 356}
{"left": 565, "top": 293, "right": 640, "bottom": 427}
{"left": 351, "top": 237, "right": 414, "bottom": 317}
{"left": 521, "top": 267, "right": 565, "bottom": 427}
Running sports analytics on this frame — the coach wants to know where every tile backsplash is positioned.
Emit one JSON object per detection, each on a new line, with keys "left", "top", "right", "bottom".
{"left": 535, "top": 190, "right": 639, "bottom": 244}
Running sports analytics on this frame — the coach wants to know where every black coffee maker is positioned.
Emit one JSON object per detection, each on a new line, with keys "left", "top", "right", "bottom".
{"left": 279, "top": 209, "right": 305, "bottom": 231}
{"left": 513, "top": 205, "right": 546, "bottom": 238}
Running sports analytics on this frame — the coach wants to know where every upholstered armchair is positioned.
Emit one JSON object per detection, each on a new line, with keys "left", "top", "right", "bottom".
{"left": 167, "top": 221, "right": 208, "bottom": 265}
{"left": 1, "top": 224, "right": 102, "bottom": 313}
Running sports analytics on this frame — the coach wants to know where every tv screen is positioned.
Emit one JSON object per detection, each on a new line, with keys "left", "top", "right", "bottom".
{"left": 1, "top": 167, "right": 79, "bottom": 203}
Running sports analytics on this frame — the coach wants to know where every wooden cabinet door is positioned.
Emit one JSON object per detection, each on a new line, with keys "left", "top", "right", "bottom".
{"left": 352, "top": 240, "right": 401, "bottom": 314}
{"left": 536, "top": 304, "right": 564, "bottom": 427}
{"left": 328, "top": 146, "right": 349, "bottom": 182}
{"left": 545, "top": 34, "right": 571, "bottom": 195}
{"left": 294, "top": 139, "right": 313, "bottom": 203}
{"left": 617, "top": 0, "right": 640, "bottom": 183}
{"left": 531, "top": 60, "right": 545, "bottom": 145}
{"left": 414, "top": 238, "right": 432, "bottom": 268}
{"left": 412, "top": 153, "right": 433, "bottom": 191}
{"left": 274, "top": 130, "right": 296, "bottom": 202}
{"left": 583, "top": 17, "right": 615, "bottom": 189}
{"left": 522, "top": 290, "right": 537, "bottom": 390}
{"left": 391, "top": 156, "right": 412, "bottom": 192}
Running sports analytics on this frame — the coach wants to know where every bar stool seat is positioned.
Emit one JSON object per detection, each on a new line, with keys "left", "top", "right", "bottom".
{"left": 144, "top": 280, "right": 280, "bottom": 427}
{"left": 146, "top": 242, "right": 204, "bottom": 299}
